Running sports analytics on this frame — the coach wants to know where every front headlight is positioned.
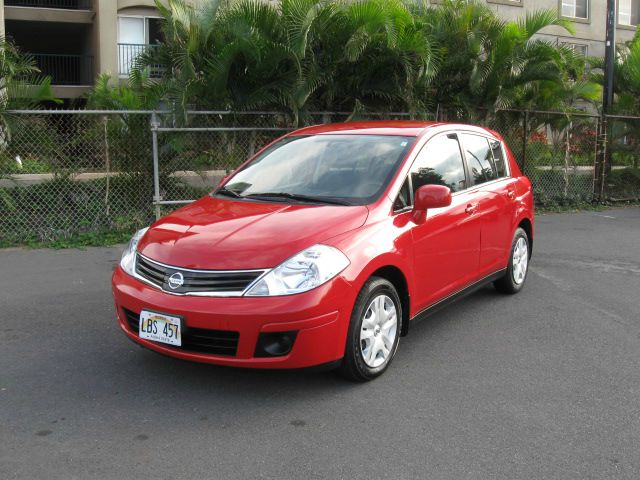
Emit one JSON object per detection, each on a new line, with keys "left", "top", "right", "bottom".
{"left": 120, "top": 227, "right": 149, "bottom": 276}
{"left": 244, "top": 244, "right": 350, "bottom": 296}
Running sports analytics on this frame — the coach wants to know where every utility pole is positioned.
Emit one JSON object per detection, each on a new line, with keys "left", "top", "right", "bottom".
{"left": 597, "top": 0, "right": 617, "bottom": 200}
{"left": 603, "top": 0, "right": 616, "bottom": 114}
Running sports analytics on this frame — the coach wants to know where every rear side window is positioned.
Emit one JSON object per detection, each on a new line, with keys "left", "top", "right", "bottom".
{"left": 490, "top": 139, "right": 508, "bottom": 177}
{"left": 410, "top": 134, "right": 467, "bottom": 193}
{"left": 461, "top": 134, "right": 498, "bottom": 185}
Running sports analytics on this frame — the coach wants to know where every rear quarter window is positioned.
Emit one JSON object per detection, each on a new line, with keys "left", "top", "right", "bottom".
{"left": 490, "top": 139, "right": 508, "bottom": 178}
{"left": 461, "top": 133, "right": 498, "bottom": 186}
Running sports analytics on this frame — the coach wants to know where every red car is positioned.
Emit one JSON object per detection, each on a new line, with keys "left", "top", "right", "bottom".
{"left": 112, "top": 121, "right": 533, "bottom": 381}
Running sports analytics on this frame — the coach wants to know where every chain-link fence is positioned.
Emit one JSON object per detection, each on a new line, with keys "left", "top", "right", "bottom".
{"left": 150, "top": 111, "right": 415, "bottom": 216}
{"left": 605, "top": 114, "right": 640, "bottom": 201}
{"left": 1, "top": 109, "right": 638, "bottom": 246}
{"left": 439, "top": 109, "right": 603, "bottom": 206}
{"left": 0, "top": 111, "right": 154, "bottom": 246}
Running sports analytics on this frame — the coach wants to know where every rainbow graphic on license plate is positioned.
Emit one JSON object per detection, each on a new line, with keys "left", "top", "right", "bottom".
{"left": 139, "top": 310, "right": 182, "bottom": 347}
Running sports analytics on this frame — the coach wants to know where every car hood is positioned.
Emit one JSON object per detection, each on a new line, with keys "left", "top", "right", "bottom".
{"left": 137, "top": 196, "right": 369, "bottom": 270}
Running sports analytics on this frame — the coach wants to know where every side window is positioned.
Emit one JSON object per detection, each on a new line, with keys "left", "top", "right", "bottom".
{"left": 393, "top": 178, "right": 412, "bottom": 211}
{"left": 410, "top": 134, "right": 467, "bottom": 193}
{"left": 490, "top": 139, "right": 508, "bottom": 177}
{"left": 461, "top": 134, "right": 498, "bottom": 186}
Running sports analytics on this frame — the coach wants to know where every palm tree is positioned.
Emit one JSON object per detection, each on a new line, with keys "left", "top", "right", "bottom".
{"left": 0, "top": 37, "right": 59, "bottom": 213}
{"left": 590, "top": 29, "right": 640, "bottom": 169}
{"left": 131, "top": 0, "right": 438, "bottom": 123}
{"left": 468, "top": 10, "right": 576, "bottom": 117}
{"left": 125, "top": 0, "right": 590, "bottom": 123}
{"left": 414, "top": 2, "right": 577, "bottom": 119}
{"left": 304, "top": 0, "right": 436, "bottom": 118}
{"left": 412, "top": 0, "right": 501, "bottom": 114}
{"left": 536, "top": 46, "right": 601, "bottom": 196}
{"left": 0, "top": 37, "right": 58, "bottom": 143}
{"left": 593, "top": 28, "right": 640, "bottom": 115}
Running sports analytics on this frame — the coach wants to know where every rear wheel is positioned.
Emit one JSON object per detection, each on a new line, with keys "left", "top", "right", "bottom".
{"left": 494, "top": 227, "right": 530, "bottom": 294}
{"left": 338, "top": 277, "right": 402, "bottom": 382}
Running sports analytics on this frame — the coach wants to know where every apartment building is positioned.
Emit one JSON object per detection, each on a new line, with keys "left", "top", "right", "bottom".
{"left": 483, "top": 0, "right": 637, "bottom": 57}
{"left": 0, "top": 0, "right": 638, "bottom": 100}
{"left": 0, "top": 0, "right": 202, "bottom": 100}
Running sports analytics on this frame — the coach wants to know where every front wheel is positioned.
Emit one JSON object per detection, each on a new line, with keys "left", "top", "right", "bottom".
{"left": 338, "top": 277, "right": 402, "bottom": 382}
{"left": 494, "top": 227, "right": 530, "bottom": 294}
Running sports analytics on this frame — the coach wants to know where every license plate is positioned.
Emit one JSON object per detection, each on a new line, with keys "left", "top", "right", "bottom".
{"left": 139, "top": 310, "right": 182, "bottom": 347}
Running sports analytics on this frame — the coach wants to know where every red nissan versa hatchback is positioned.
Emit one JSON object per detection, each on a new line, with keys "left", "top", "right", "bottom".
{"left": 112, "top": 121, "right": 534, "bottom": 381}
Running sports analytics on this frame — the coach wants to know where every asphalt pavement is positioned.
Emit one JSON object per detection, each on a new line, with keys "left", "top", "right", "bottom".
{"left": 1, "top": 207, "right": 640, "bottom": 479}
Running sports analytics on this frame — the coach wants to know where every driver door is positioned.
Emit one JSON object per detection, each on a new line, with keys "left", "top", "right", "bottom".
{"left": 407, "top": 133, "right": 482, "bottom": 311}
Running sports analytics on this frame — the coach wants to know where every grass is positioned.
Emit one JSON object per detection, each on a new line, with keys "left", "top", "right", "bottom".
{"left": 607, "top": 167, "right": 640, "bottom": 200}
{"left": 534, "top": 201, "right": 612, "bottom": 214}
{"left": 8, "top": 230, "right": 134, "bottom": 250}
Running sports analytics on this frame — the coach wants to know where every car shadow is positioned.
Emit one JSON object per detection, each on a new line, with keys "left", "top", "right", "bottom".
{"left": 123, "top": 284, "right": 505, "bottom": 395}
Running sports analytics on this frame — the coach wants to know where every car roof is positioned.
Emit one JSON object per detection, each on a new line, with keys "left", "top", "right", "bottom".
{"left": 290, "top": 120, "right": 494, "bottom": 137}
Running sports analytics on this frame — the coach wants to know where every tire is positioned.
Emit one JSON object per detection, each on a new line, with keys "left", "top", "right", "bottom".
{"left": 494, "top": 227, "right": 530, "bottom": 294}
{"left": 338, "top": 276, "right": 402, "bottom": 382}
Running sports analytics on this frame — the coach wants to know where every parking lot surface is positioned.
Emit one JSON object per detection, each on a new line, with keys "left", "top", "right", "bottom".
{"left": 2, "top": 207, "right": 640, "bottom": 479}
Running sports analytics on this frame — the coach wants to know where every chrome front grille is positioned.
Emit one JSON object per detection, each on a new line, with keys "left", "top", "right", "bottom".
{"left": 134, "top": 254, "right": 266, "bottom": 296}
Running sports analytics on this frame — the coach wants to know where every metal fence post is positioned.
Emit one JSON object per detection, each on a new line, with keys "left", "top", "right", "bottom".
{"left": 248, "top": 129, "right": 256, "bottom": 158}
{"left": 150, "top": 112, "right": 162, "bottom": 220}
{"left": 594, "top": 116, "right": 603, "bottom": 201}
{"left": 521, "top": 110, "right": 529, "bottom": 174}
{"left": 595, "top": 114, "right": 608, "bottom": 202}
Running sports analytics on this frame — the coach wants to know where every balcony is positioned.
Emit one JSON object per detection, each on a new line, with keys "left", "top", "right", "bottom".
{"left": 32, "top": 53, "right": 94, "bottom": 85}
{"left": 4, "top": 0, "right": 92, "bottom": 9}
{"left": 118, "top": 43, "right": 163, "bottom": 78}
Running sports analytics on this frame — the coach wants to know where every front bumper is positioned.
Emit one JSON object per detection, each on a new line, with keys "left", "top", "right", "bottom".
{"left": 111, "top": 266, "right": 355, "bottom": 369}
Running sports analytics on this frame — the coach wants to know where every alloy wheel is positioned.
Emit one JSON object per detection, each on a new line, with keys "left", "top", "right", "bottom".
{"left": 512, "top": 236, "right": 528, "bottom": 285}
{"left": 359, "top": 294, "right": 398, "bottom": 368}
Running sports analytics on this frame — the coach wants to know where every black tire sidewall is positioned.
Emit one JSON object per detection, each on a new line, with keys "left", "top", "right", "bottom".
{"left": 505, "top": 227, "right": 529, "bottom": 292}
{"left": 344, "top": 277, "right": 402, "bottom": 381}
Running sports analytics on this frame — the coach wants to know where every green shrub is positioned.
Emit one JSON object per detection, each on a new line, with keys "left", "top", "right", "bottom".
{"left": 529, "top": 168, "right": 595, "bottom": 205}
{"left": 607, "top": 168, "right": 640, "bottom": 199}
{"left": 0, "top": 173, "right": 217, "bottom": 247}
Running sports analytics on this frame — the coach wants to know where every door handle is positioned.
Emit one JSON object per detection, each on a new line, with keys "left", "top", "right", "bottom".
{"left": 507, "top": 189, "right": 516, "bottom": 199}
{"left": 465, "top": 203, "right": 478, "bottom": 215}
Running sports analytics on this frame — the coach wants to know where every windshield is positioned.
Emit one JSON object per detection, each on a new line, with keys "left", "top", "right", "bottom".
{"left": 217, "top": 134, "right": 414, "bottom": 205}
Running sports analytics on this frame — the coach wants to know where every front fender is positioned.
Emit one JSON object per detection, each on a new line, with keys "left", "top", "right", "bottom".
{"left": 328, "top": 216, "right": 417, "bottom": 318}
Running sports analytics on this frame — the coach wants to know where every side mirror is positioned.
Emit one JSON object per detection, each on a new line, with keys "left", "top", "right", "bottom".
{"left": 414, "top": 184, "right": 452, "bottom": 211}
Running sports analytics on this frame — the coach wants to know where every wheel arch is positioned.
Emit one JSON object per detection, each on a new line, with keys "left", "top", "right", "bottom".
{"left": 365, "top": 264, "right": 411, "bottom": 337}
{"left": 517, "top": 217, "right": 533, "bottom": 257}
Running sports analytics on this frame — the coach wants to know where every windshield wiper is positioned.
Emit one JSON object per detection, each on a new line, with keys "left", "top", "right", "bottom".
{"left": 215, "top": 187, "right": 243, "bottom": 199}
{"left": 245, "top": 192, "right": 351, "bottom": 206}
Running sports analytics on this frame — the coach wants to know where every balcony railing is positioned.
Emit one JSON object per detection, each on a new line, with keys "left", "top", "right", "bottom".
{"left": 118, "top": 43, "right": 163, "bottom": 78}
{"left": 5, "top": 0, "right": 92, "bottom": 9}
{"left": 32, "top": 53, "right": 94, "bottom": 85}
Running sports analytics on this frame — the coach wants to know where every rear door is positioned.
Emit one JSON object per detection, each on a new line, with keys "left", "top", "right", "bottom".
{"left": 407, "top": 132, "right": 482, "bottom": 310}
{"left": 459, "top": 133, "right": 517, "bottom": 274}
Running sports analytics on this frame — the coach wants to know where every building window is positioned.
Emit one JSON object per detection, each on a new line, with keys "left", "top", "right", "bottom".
{"left": 487, "top": 0, "right": 523, "bottom": 6}
{"left": 619, "top": 0, "right": 640, "bottom": 26}
{"left": 562, "top": 42, "right": 588, "bottom": 57}
{"left": 118, "top": 15, "right": 163, "bottom": 77}
{"left": 561, "top": 0, "right": 589, "bottom": 19}
{"left": 118, "top": 16, "right": 163, "bottom": 46}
